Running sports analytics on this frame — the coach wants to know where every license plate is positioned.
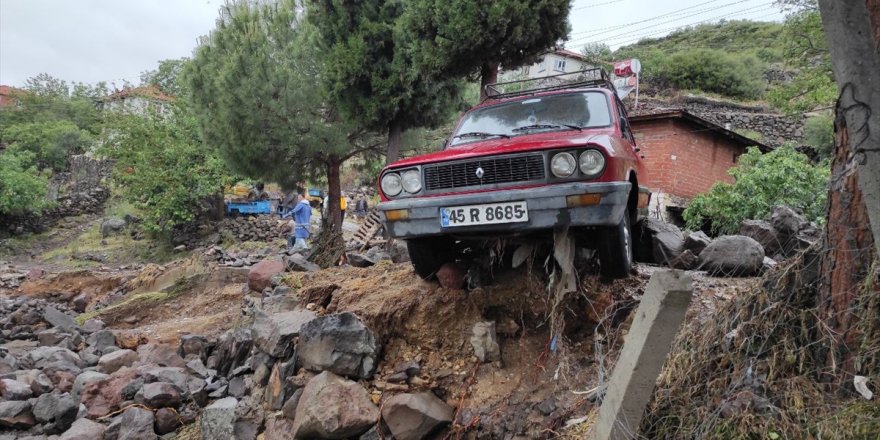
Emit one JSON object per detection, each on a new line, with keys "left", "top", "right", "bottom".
{"left": 440, "top": 201, "right": 529, "bottom": 227}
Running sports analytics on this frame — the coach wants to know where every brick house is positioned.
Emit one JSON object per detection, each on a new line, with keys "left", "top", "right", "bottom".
{"left": 0, "top": 85, "right": 25, "bottom": 107}
{"left": 628, "top": 110, "right": 770, "bottom": 222}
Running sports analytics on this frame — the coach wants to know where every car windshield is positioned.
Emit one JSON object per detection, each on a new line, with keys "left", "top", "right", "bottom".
{"left": 450, "top": 91, "right": 612, "bottom": 146}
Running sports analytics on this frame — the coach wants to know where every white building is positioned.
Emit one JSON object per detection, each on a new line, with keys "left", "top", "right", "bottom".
{"left": 99, "top": 85, "right": 174, "bottom": 116}
{"left": 518, "top": 49, "right": 591, "bottom": 79}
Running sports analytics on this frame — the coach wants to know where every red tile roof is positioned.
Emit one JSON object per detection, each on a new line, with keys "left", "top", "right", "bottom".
{"left": 103, "top": 85, "right": 175, "bottom": 102}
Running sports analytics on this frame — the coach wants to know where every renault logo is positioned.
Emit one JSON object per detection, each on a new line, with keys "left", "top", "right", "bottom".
{"left": 475, "top": 167, "right": 484, "bottom": 179}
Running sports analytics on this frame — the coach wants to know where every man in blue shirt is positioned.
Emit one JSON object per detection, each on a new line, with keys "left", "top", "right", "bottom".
{"left": 283, "top": 192, "right": 312, "bottom": 251}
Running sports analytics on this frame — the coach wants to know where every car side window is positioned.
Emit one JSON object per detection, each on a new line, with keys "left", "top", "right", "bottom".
{"left": 616, "top": 100, "right": 635, "bottom": 144}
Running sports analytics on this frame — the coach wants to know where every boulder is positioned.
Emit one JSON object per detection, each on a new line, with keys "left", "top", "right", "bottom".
{"left": 264, "top": 414, "right": 296, "bottom": 440}
{"left": 247, "top": 260, "right": 285, "bottom": 293}
{"left": 32, "top": 392, "right": 78, "bottom": 432}
{"left": 137, "top": 343, "right": 186, "bottom": 368}
{"left": 0, "top": 378, "right": 33, "bottom": 400}
{"left": 389, "top": 240, "right": 411, "bottom": 264}
{"left": 10, "top": 369, "right": 53, "bottom": 396}
{"left": 698, "top": 235, "right": 765, "bottom": 277}
{"left": 682, "top": 231, "right": 712, "bottom": 256}
{"left": 297, "top": 312, "right": 380, "bottom": 379}
{"left": 141, "top": 382, "right": 182, "bottom": 408}
{"left": 104, "top": 415, "right": 123, "bottom": 440}
{"left": 42, "top": 307, "right": 79, "bottom": 333}
{"left": 59, "top": 417, "right": 105, "bottom": 440}
{"left": 207, "top": 328, "right": 253, "bottom": 377}
{"left": 101, "top": 217, "right": 127, "bottom": 238}
{"left": 154, "top": 407, "right": 181, "bottom": 435}
{"left": 436, "top": 263, "right": 465, "bottom": 289}
{"left": 645, "top": 219, "right": 684, "bottom": 264}
{"left": 201, "top": 397, "right": 237, "bottom": 440}
{"left": 140, "top": 366, "right": 191, "bottom": 393}
{"left": 0, "top": 401, "right": 35, "bottom": 429}
{"left": 284, "top": 254, "right": 320, "bottom": 272}
{"left": 233, "top": 397, "right": 264, "bottom": 440}
{"left": 669, "top": 249, "right": 698, "bottom": 270}
{"left": 251, "top": 310, "right": 316, "bottom": 358}
{"left": 227, "top": 375, "right": 250, "bottom": 399}
{"left": 265, "top": 360, "right": 297, "bottom": 410}
{"left": 469, "top": 322, "right": 500, "bottom": 363}
{"left": 0, "top": 350, "right": 17, "bottom": 375}
{"left": 37, "top": 328, "right": 76, "bottom": 349}
{"left": 79, "top": 368, "right": 140, "bottom": 418}
{"left": 72, "top": 371, "right": 108, "bottom": 400}
{"left": 770, "top": 205, "right": 806, "bottom": 238}
{"left": 81, "top": 318, "right": 105, "bottom": 333}
{"left": 98, "top": 349, "right": 138, "bottom": 374}
{"left": 86, "top": 329, "right": 118, "bottom": 353}
{"left": 178, "top": 335, "right": 210, "bottom": 361}
{"left": 739, "top": 220, "right": 780, "bottom": 256}
{"left": 118, "top": 407, "right": 156, "bottom": 440}
{"left": 281, "top": 388, "right": 304, "bottom": 420}
{"left": 26, "top": 346, "right": 83, "bottom": 369}
{"left": 71, "top": 293, "right": 89, "bottom": 313}
{"left": 292, "top": 372, "right": 378, "bottom": 439}
{"left": 381, "top": 392, "right": 454, "bottom": 440}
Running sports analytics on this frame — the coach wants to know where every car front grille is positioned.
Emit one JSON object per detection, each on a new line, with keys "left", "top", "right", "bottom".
{"left": 423, "top": 153, "right": 546, "bottom": 192}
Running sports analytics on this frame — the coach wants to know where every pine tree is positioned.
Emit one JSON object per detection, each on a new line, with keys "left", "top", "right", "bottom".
{"left": 187, "top": 0, "right": 375, "bottom": 234}
{"left": 403, "top": 0, "right": 572, "bottom": 99}
{"left": 306, "top": 0, "right": 463, "bottom": 164}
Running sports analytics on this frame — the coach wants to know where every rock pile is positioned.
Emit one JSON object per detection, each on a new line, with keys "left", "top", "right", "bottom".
{"left": 637, "top": 205, "right": 819, "bottom": 277}
{"left": 219, "top": 217, "right": 287, "bottom": 243}
{"left": 204, "top": 245, "right": 279, "bottom": 268}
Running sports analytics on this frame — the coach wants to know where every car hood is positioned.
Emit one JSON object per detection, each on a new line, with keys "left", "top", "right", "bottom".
{"left": 388, "top": 130, "right": 618, "bottom": 169}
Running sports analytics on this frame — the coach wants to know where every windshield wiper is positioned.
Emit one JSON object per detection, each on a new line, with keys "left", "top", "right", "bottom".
{"left": 512, "top": 123, "right": 583, "bottom": 132}
{"left": 453, "top": 131, "right": 510, "bottom": 139}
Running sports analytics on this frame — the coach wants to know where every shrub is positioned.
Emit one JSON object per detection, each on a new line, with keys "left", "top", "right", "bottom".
{"left": 663, "top": 49, "right": 765, "bottom": 99}
{"left": 0, "top": 150, "right": 52, "bottom": 216}
{"left": 803, "top": 114, "right": 834, "bottom": 159}
{"left": 683, "top": 145, "right": 830, "bottom": 234}
{"left": 1, "top": 120, "right": 92, "bottom": 171}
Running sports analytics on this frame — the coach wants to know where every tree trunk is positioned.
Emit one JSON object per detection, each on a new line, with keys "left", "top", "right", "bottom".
{"left": 326, "top": 156, "right": 342, "bottom": 234}
{"left": 816, "top": 0, "right": 880, "bottom": 386}
{"left": 386, "top": 122, "right": 403, "bottom": 165}
{"left": 479, "top": 61, "right": 500, "bottom": 101}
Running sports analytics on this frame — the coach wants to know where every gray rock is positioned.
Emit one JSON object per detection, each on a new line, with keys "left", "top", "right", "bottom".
{"left": 142, "top": 382, "right": 181, "bottom": 408}
{"left": 98, "top": 349, "right": 138, "bottom": 374}
{"left": 233, "top": 397, "right": 264, "bottom": 440}
{"left": 104, "top": 415, "right": 123, "bottom": 440}
{"left": 0, "top": 350, "right": 17, "bottom": 375}
{"left": 264, "top": 414, "right": 296, "bottom": 440}
{"left": 86, "top": 329, "right": 117, "bottom": 353}
{"left": 648, "top": 219, "right": 684, "bottom": 264}
{"left": 178, "top": 335, "right": 210, "bottom": 362}
{"left": 227, "top": 375, "right": 249, "bottom": 399}
{"left": 389, "top": 240, "right": 411, "bottom": 264}
{"left": 740, "top": 220, "right": 780, "bottom": 256}
{"left": 0, "top": 378, "right": 33, "bottom": 400}
{"left": 81, "top": 318, "right": 105, "bottom": 333}
{"left": 698, "top": 235, "right": 765, "bottom": 277}
{"left": 292, "top": 372, "right": 378, "bottom": 439}
{"left": 139, "top": 367, "right": 190, "bottom": 393}
{"left": 59, "top": 417, "right": 105, "bottom": 440}
{"left": 284, "top": 254, "right": 320, "bottom": 272}
{"left": 154, "top": 407, "right": 180, "bottom": 435}
{"left": 33, "top": 392, "right": 78, "bottom": 433}
{"left": 26, "top": 346, "right": 83, "bottom": 369}
{"left": 101, "top": 217, "right": 127, "bottom": 238}
{"left": 206, "top": 328, "right": 252, "bottom": 377}
{"left": 670, "top": 249, "right": 698, "bottom": 270}
{"left": 264, "top": 360, "right": 297, "bottom": 411}
{"left": 381, "top": 392, "right": 454, "bottom": 440}
{"left": 281, "top": 388, "right": 303, "bottom": 420}
{"left": 37, "top": 328, "right": 76, "bottom": 350}
{"left": 0, "top": 400, "right": 36, "bottom": 429}
{"left": 72, "top": 371, "right": 108, "bottom": 400}
{"left": 118, "top": 407, "right": 156, "bottom": 440}
{"left": 10, "top": 369, "right": 53, "bottom": 396}
{"left": 682, "top": 231, "right": 712, "bottom": 256}
{"left": 42, "top": 307, "right": 79, "bottom": 333}
{"left": 469, "top": 321, "right": 500, "bottom": 363}
{"left": 298, "top": 312, "right": 380, "bottom": 379}
{"left": 137, "top": 343, "right": 186, "bottom": 368}
{"left": 185, "top": 358, "right": 211, "bottom": 378}
{"left": 251, "top": 310, "right": 316, "bottom": 358}
{"left": 201, "top": 397, "right": 238, "bottom": 440}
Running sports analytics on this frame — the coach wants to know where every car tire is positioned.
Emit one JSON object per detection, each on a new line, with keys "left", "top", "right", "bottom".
{"left": 407, "top": 237, "right": 453, "bottom": 280}
{"left": 598, "top": 207, "right": 633, "bottom": 279}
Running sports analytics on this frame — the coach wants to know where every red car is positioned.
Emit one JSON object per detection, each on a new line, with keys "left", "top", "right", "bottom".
{"left": 377, "top": 69, "right": 650, "bottom": 279}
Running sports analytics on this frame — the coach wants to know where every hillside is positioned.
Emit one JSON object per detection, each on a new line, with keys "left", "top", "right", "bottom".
{"left": 616, "top": 20, "right": 785, "bottom": 62}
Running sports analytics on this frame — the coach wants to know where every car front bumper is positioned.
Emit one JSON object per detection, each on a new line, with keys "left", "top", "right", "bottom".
{"left": 378, "top": 182, "right": 631, "bottom": 239}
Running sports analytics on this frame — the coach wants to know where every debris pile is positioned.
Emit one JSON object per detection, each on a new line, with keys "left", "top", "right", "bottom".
{"left": 219, "top": 217, "right": 287, "bottom": 243}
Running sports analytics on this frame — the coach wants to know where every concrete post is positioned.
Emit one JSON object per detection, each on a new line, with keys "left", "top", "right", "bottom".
{"left": 592, "top": 270, "right": 693, "bottom": 440}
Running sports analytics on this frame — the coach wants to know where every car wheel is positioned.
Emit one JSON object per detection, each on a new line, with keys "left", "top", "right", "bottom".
{"left": 407, "top": 237, "right": 454, "bottom": 280}
{"left": 598, "top": 207, "right": 633, "bottom": 279}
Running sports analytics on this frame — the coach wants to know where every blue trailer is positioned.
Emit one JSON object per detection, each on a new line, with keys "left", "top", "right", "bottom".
{"left": 226, "top": 200, "right": 273, "bottom": 216}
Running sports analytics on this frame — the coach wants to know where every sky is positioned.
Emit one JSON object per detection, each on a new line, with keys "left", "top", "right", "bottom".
{"left": 0, "top": 0, "right": 786, "bottom": 88}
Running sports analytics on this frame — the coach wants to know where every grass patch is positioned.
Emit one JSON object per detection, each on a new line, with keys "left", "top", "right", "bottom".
{"left": 75, "top": 273, "right": 199, "bottom": 324}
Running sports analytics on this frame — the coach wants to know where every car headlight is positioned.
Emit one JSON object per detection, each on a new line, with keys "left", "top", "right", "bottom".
{"left": 381, "top": 173, "right": 402, "bottom": 197}
{"left": 401, "top": 169, "right": 422, "bottom": 194}
{"left": 579, "top": 150, "right": 605, "bottom": 177}
{"left": 550, "top": 152, "right": 577, "bottom": 177}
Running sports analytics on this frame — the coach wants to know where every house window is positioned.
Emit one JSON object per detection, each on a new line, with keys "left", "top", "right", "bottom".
{"left": 537, "top": 61, "right": 546, "bottom": 73}
{"left": 554, "top": 59, "right": 566, "bottom": 72}
{"left": 521, "top": 66, "right": 530, "bottom": 76}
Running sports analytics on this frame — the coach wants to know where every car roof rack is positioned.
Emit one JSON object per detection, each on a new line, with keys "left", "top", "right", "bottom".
{"left": 483, "top": 68, "right": 618, "bottom": 101}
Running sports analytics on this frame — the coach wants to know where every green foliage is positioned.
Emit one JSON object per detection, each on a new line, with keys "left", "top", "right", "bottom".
{"left": 2, "top": 120, "right": 92, "bottom": 171}
{"left": 683, "top": 146, "right": 830, "bottom": 234}
{"left": 187, "top": 0, "right": 360, "bottom": 188}
{"left": 140, "top": 58, "right": 190, "bottom": 97}
{"left": 581, "top": 42, "right": 613, "bottom": 67}
{"left": 100, "top": 105, "right": 234, "bottom": 234}
{"left": 306, "top": 0, "right": 464, "bottom": 157}
{"left": 402, "top": 0, "right": 571, "bottom": 79}
{"left": 0, "top": 150, "right": 52, "bottom": 216}
{"left": 803, "top": 114, "right": 834, "bottom": 158}
{"left": 617, "top": 20, "right": 784, "bottom": 59}
{"left": 664, "top": 49, "right": 765, "bottom": 99}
